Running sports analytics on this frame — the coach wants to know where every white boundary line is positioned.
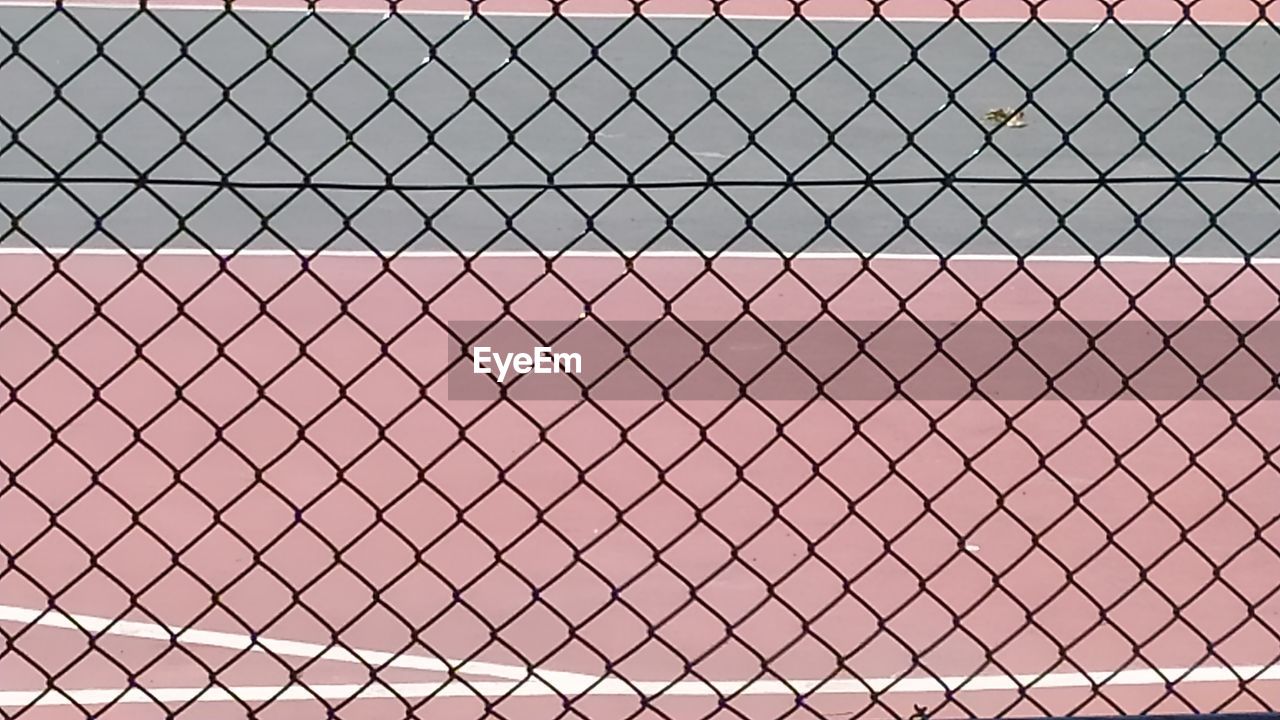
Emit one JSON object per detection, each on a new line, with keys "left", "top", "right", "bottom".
{"left": 3, "top": 604, "right": 1280, "bottom": 707}
{"left": 3, "top": 662, "right": 1280, "bottom": 707}
{"left": 1, "top": 246, "right": 1278, "bottom": 264}
{"left": 0, "top": 0, "right": 1268, "bottom": 26}
{"left": 0, "top": 604, "right": 600, "bottom": 686}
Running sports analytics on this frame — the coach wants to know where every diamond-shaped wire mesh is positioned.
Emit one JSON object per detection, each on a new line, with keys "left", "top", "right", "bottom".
{"left": 1, "top": 1, "right": 1279, "bottom": 719}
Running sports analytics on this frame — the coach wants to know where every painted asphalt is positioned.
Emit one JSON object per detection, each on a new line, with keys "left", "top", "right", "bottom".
{"left": 0, "top": 7, "right": 1278, "bottom": 256}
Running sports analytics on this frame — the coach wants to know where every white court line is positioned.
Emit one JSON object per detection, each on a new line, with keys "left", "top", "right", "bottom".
{"left": 0, "top": 0, "right": 1267, "bottom": 26}
{"left": 0, "top": 246, "right": 1277, "bottom": 264}
{"left": 3, "top": 662, "right": 1280, "bottom": 707}
{"left": 0, "top": 605, "right": 600, "bottom": 687}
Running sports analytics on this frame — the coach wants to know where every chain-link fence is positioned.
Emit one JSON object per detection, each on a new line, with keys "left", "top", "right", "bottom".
{"left": 1, "top": 1, "right": 1279, "bottom": 719}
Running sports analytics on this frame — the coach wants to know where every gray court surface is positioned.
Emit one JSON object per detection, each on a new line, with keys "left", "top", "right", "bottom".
{"left": 1, "top": 7, "right": 1278, "bottom": 257}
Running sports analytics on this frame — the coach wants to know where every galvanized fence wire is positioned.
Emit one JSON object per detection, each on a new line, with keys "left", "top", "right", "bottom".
{"left": 1, "top": 1, "right": 1280, "bottom": 719}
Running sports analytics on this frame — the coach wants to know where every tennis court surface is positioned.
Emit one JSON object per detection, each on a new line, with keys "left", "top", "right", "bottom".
{"left": 2, "top": 1, "right": 1279, "bottom": 719}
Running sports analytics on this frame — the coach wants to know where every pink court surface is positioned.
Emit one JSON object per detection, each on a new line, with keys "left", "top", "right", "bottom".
{"left": 2, "top": 249, "right": 1280, "bottom": 719}
{"left": 2, "top": 0, "right": 1280, "bottom": 719}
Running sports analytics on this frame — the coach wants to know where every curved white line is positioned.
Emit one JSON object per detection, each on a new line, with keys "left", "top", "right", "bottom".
{"left": 3, "top": 663, "right": 1280, "bottom": 707}
{"left": 0, "top": 604, "right": 600, "bottom": 686}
